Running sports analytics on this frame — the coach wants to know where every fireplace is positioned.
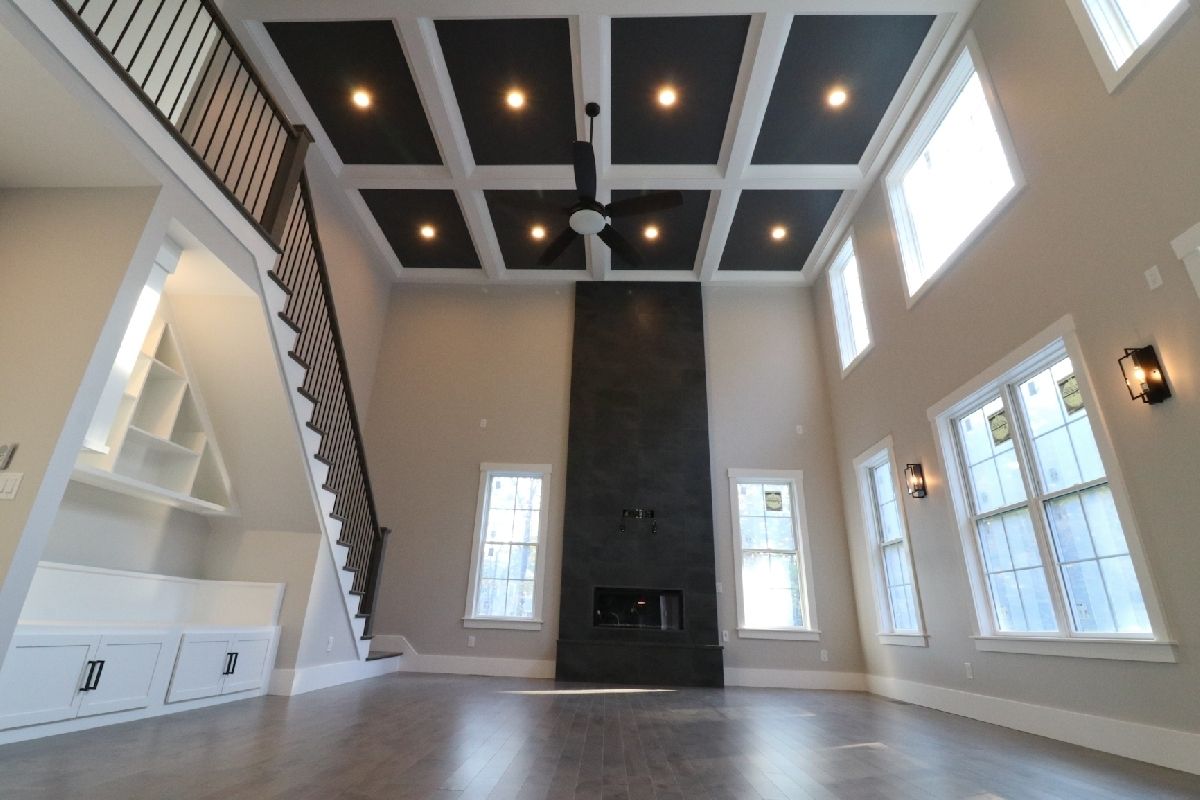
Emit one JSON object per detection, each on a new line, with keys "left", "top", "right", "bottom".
{"left": 594, "top": 587, "right": 683, "bottom": 631}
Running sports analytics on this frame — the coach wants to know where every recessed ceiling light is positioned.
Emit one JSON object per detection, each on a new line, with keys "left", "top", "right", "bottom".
{"left": 530, "top": 224, "right": 546, "bottom": 241}
{"left": 351, "top": 88, "right": 372, "bottom": 109}
{"left": 643, "top": 225, "right": 660, "bottom": 241}
{"left": 657, "top": 86, "right": 678, "bottom": 107}
{"left": 770, "top": 225, "right": 788, "bottom": 241}
{"left": 827, "top": 86, "right": 848, "bottom": 108}
{"left": 506, "top": 89, "right": 526, "bottom": 109}
{"left": 419, "top": 224, "right": 437, "bottom": 240}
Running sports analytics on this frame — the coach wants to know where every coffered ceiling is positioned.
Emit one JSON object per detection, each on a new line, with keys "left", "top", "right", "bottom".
{"left": 226, "top": 0, "right": 979, "bottom": 285}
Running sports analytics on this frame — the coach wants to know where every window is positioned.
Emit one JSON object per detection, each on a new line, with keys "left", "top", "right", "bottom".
{"left": 853, "top": 439, "right": 925, "bottom": 644}
{"left": 728, "top": 470, "right": 818, "bottom": 640}
{"left": 931, "top": 320, "right": 1173, "bottom": 661}
{"left": 887, "top": 39, "right": 1020, "bottom": 301}
{"left": 1067, "top": 0, "right": 1189, "bottom": 91}
{"left": 463, "top": 464, "right": 551, "bottom": 630}
{"left": 829, "top": 237, "right": 871, "bottom": 371}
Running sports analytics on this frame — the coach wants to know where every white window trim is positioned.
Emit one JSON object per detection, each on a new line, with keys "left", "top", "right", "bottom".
{"left": 727, "top": 468, "right": 820, "bottom": 641}
{"left": 462, "top": 462, "right": 552, "bottom": 631}
{"left": 852, "top": 436, "right": 928, "bottom": 645}
{"left": 829, "top": 233, "right": 874, "bottom": 376}
{"left": 885, "top": 33, "right": 1026, "bottom": 310}
{"left": 1170, "top": 218, "right": 1200, "bottom": 300}
{"left": 1064, "top": 0, "right": 1191, "bottom": 93}
{"left": 928, "top": 315, "right": 1175, "bottom": 662}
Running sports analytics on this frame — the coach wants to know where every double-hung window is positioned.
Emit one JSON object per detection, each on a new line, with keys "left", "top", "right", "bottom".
{"left": 854, "top": 439, "right": 925, "bottom": 644}
{"left": 886, "top": 38, "right": 1021, "bottom": 302}
{"left": 933, "top": 321, "right": 1172, "bottom": 661}
{"left": 829, "top": 237, "right": 872, "bottom": 372}
{"left": 463, "top": 464, "right": 551, "bottom": 630}
{"left": 728, "top": 470, "right": 818, "bottom": 640}
{"left": 1067, "top": 0, "right": 1189, "bottom": 91}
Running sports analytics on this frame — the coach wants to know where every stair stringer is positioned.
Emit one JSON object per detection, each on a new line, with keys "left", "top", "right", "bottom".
{"left": 260, "top": 274, "right": 370, "bottom": 660}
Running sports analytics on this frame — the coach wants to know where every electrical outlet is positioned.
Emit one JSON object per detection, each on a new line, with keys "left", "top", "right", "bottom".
{"left": 468, "top": 635, "right": 476, "bottom": 647}
{"left": 325, "top": 636, "right": 333, "bottom": 653}
{"left": 479, "top": 418, "right": 488, "bottom": 429}
{"left": 820, "top": 649, "right": 829, "bottom": 662}
{"left": 795, "top": 425, "right": 804, "bottom": 436}
{"left": 1145, "top": 265, "right": 1163, "bottom": 290}
{"left": 721, "top": 630, "right": 729, "bottom": 643}
{"left": 964, "top": 662, "right": 974, "bottom": 680}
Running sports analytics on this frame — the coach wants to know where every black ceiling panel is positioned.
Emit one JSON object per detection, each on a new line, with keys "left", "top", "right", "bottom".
{"left": 609, "top": 190, "right": 710, "bottom": 270}
{"left": 435, "top": 19, "right": 577, "bottom": 165}
{"left": 266, "top": 21, "right": 440, "bottom": 165}
{"left": 485, "top": 191, "right": 585, "bottom": 270}
{"left": 611, "top": 16, "right": 750, "bottom": 165}
{"left": 719, "top": 190, "right": 842, "bottom": 271}
{"left": 360, "top": 189, "right": 480, "bottom": 269}
{"left": 753, "top": 15, "right": 934, "bottom": 165}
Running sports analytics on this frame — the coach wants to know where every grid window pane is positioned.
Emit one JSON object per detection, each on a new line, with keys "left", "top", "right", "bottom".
{"left": 473, "top": 471, "right": 546, "bottom": 620}
{"left": 1099, "top": 556, "right": 1151, "bottom": 633}
{"left": 897, "top": 68, "right": 1015, "bottom": 292}
{"left": 864, "top": 456, "right": 922, "bottom": 634}
{"left": 959, "top": 397, "right": 1026, "bottom": 514}
{"left": 489, "top": 476, "right": 517, "bottom": 510}
{"left": 832, "top": 244, "right": 871, "bottom": 368}
{"left": 1085, "top": 0, "right": 1183, "bottom": 67}
{"left": 736, "top": 480, "right": 808, "bottom": 630}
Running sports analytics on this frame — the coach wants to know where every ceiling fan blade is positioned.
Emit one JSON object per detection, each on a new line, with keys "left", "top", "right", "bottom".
{"left": 537, "top": 228, "right": 579, "bottom": 266}
{"left": 490, "top": 193, "right": 570, "bottom": 215}
{"left": 598, "top": 224, "right": 641, "bottom": 267}
{"left": 573, "top": 140, "right": 597, "bottom": 200}
{"left": 605, "top": 191, "right": 684, "bottom": 218}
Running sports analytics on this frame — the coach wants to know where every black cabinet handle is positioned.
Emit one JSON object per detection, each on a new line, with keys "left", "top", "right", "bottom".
{"left": 80, "top": 660, "right": 97, "bottom": 692}
{"left": 222, "top": 653, "right": 233, "bottom": 675}
{"left": 229, "top": 652, "right": 238, "bottom": 675}
{"left": 91, "top": 660, "right": 105, "bottom": 690}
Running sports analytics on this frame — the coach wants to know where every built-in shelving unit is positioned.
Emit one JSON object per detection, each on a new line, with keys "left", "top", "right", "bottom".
{"left": 74, "top": 308, "right": 233, "bottom": 515}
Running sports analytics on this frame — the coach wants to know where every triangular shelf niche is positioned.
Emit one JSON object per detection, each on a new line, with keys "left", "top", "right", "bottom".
{"left": 74, "top": 303, "right": 234, "bottom": 516}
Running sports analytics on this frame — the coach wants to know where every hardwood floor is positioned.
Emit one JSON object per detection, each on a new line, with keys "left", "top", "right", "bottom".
{"left": 0, "top": 674, "right": 1196, "bottom": 799}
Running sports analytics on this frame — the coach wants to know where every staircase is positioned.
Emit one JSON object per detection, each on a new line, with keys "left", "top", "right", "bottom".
{"left": 52, "top": 0, "right": 391, "bottom": 658}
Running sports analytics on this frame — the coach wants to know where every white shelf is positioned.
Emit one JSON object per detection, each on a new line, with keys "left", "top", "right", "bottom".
{"left": 125, "top": 425, "right": 202, "bottom": 458}
{"left": 71, "top": 465, "right": 229, "bottom": 516}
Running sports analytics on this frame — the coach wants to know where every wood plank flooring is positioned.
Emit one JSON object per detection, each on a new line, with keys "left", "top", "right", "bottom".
{"left": 0, "top": 673, "right": 1196, "bottom": 799}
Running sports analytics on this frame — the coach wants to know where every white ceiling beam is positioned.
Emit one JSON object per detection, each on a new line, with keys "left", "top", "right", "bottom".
{"left": 722, "top": 12, "right": 792, "bottom": 180}
{"left": 698, "top": 189, "right": 741, "bottom": 281}
{"left": 576, "top": 14, "right": 611, "bottom": 281}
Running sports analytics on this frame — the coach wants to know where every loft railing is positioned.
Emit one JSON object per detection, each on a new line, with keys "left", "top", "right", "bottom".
{"left": 272, "top": 178, "right": 386, "bottom": 602}
{"left": 54, "top": 0, "right": 390, "bottom": 638}
{"left": 55, "top": 0, "right": 304, "bottom": 238}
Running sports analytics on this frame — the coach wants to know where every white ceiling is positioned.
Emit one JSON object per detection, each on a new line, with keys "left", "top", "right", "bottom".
{"left": 0, "top": 22, "right": 151, "bottom": 189}
{"left": 226, "top": 0, "right": 979, "bottom": 286}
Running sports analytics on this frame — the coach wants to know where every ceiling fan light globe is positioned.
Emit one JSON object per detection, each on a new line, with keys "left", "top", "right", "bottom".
{"left": 569, "top": 208, "right": 607, "bottom": 235}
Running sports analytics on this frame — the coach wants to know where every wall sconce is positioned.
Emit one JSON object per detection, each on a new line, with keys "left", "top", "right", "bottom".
{"left": 1119, "top": 345, "right": 1171, "bottom": 405}
{"left": 904, "top": 464, "right": 927, "bottom": 499}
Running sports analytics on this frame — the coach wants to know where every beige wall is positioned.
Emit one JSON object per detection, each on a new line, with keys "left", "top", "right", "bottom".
{"left": 366, "top": 285, "right": 573, "bottom": 662}
{"left": 704, "top": 286, "right": 864, "bottom": 675}
{"left": 0, "top": 186, "right": 162, "bottom": 653}
{"left": 814, "top": 0, "right": 1200, "bottom": 732}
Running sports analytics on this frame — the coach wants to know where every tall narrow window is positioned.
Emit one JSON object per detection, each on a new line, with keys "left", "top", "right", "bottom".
{"left": 854, "top": 440, "right": 924, "bottom": 642}
{"left": 1067, "top": 0, "right": 1189, "bottom": 91}
{"left": 464, "top": 464, "right": 551, "bottom": 630}
{"left": 829, "top": 238, "right": 871, "bottom": 370}
{"left": 933, "top": 324, "right": 1171, "bottom": 661}
{"left": 887, "top": 40, "right": 1020, "bottom": 299}
{"left": 728, "top": 470, "right": 818, "bottom": 640}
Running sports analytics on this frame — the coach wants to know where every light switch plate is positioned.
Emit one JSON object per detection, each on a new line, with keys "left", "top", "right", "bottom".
{"left": 0, "top": 443, "right": 16, "bottom": 471}
{"left": 0, "top": 473, "right": 23, "bottom": 501}
{"left": 1145, "top": 265, "right": 1163, "bottom": 290}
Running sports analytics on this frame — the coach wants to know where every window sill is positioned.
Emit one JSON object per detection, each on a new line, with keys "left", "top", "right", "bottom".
{"left": 463, "top": 617, "right": 543, "bottom": 631}
{"left": 878, "top": 632, "right": 928, "bottom": 647}
{"left": 972, "top": 635, "right": 1177, "bottom": 663}
{"left": 737, "top": 628, "right": 821, "bottom": 641}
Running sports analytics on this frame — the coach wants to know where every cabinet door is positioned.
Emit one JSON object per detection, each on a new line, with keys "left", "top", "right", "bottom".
{"left": 166, "top": 633, "right": 233, "bottom": 703}
{"left": 0, "top": 634, "right": 98, "bottom": 730}
{"left": 78, "top": 633, "right": 170, "bottom": 718}
{"left": 220, "top": 633, "right": 273, "bottom": 695}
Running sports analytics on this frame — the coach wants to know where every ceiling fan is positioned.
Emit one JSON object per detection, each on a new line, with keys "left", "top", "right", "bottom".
{"left": 503, "top": 103, "right": 683, "bottom": 267}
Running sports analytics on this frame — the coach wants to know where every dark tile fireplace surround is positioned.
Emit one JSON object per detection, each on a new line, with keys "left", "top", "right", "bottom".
{"left": 555, "top": 283, "right": 724, "bottom": 687}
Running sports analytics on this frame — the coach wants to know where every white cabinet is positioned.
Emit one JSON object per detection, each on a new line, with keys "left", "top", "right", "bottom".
{"left": 0, "top": 630, "right": 174, "bottom": 731}
{"left": 166, "top": 628, "right": 275, "bottom": 703}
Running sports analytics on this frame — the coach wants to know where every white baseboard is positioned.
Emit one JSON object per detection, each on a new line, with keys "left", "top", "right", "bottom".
{"left": 372, "top": 635, "right": 555, "bottom": 679}
{"left": 725, "top": 667, "right": 866, "bottom": 691}
{"left": 269, "top": 655, "right": 401, "bottom": 697}
{"left": 867, "top": 675, "right": 1200, "bottom": 776}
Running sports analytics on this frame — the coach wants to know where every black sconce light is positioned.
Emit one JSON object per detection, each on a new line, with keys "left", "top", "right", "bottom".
{"left": 1119, "top": 345, "right": 1171, "bottom": 405}
{"left": 904, "top": 464, "right": 927, "bottom": 499}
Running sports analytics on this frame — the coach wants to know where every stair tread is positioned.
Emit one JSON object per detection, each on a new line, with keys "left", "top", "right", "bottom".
{"left": 366, "top": 650, "right": 401, "bottom": 661}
